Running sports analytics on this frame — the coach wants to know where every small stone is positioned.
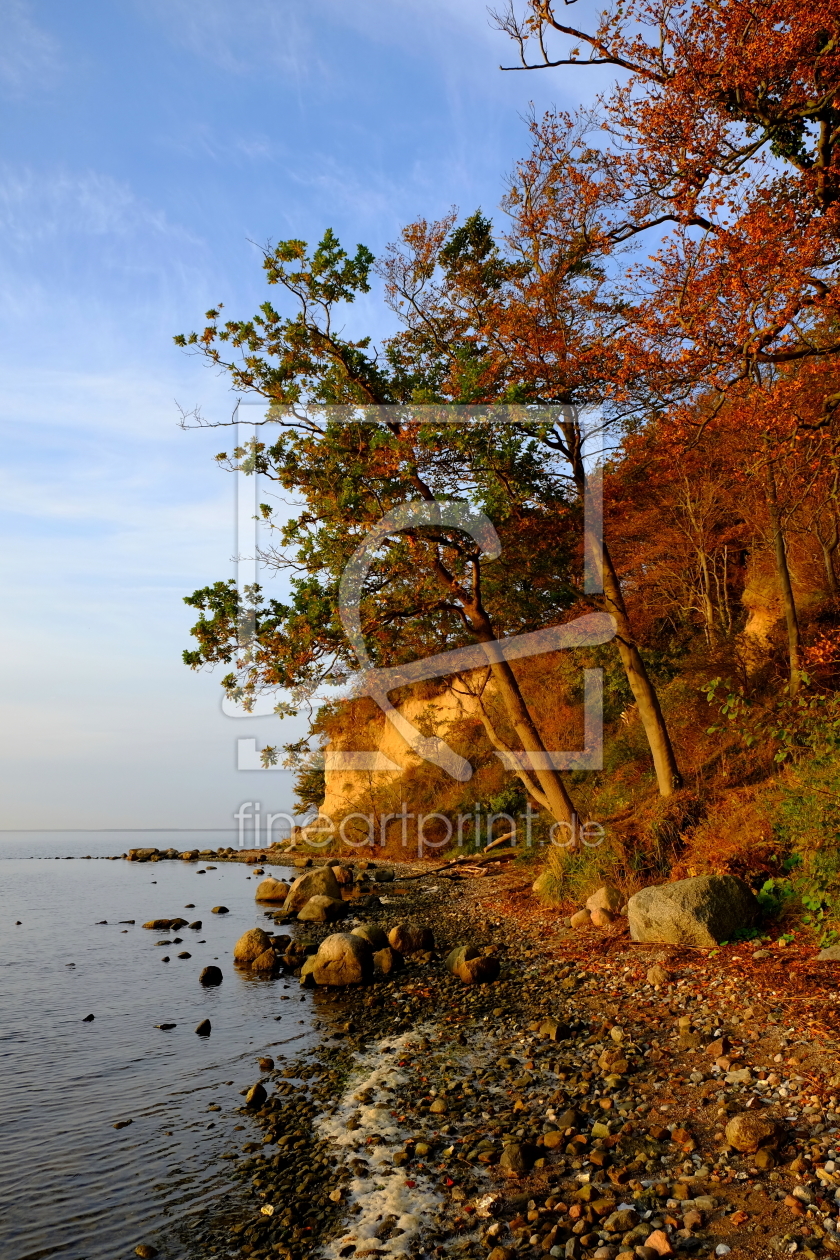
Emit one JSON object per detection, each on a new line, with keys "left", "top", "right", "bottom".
{"left": 211, "top": 906, "right": 229, "bottom": 914}
{"left": 199, "top": 966, "right": 223, "bottom": 985}
{"left": 644, "top": 1230, "right": 674, "bottom": 1256}
{"left": 590, "top": 907, "right": 615, "bottom": 928}
{"left": 135, "top": 1247, "right": 159, "bottom": 1259}
{"left": 646, "top": 964, "right": 670, "bottom": 986}
{"left": 113, "top": 1119, "right": 133, "bottom": 1129}
{"left": 487, "top": 1249, "right": 515, "bottom": 1260}
{"left": 258, "top": 1056, "right": 274, "bottom": 1071}
{"left": 499, "top": 1142, "right": 535, "bottom": 1175}
{"left": 177, "top": 951, "right": 191, "bottom": 959}
{"left": 195, "top": 1019, "right": 211, "bottom": 1036}
{"left": 82, "top": 1013, "right": 95, "bottom": 1022}
{"left": 570, "top": 908, "right": 592, "bottom": 929}
{"left": 817, "top": 944, "right": 840, "bottom": 961}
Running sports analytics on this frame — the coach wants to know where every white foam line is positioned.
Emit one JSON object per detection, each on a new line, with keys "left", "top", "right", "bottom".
{"left": 316, "top": 1026, "right": 473, "bottom": 1259}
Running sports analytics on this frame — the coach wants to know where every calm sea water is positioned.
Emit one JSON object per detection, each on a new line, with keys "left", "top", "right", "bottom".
{"left": 0, "top": 831, "right": 316, "bottom": 1260}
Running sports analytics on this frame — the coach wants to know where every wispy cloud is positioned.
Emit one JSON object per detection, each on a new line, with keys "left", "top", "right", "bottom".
{"left": 0, "top": 0, "right": 61, "bottom": 97}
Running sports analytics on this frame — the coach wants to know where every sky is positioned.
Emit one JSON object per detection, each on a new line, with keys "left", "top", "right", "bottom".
{"left": 0, "top": 0, "right": 603, "bottom": 831}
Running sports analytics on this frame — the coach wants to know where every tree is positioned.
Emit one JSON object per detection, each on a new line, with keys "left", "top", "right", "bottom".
{"left": 379, "top": 206, "right": 683, "bottom": 793}
{"left": 177, "top": 234, "right": 597, "bottom": 828}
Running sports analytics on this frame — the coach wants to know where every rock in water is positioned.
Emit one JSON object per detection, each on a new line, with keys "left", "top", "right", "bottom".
{"left": 233, "top": 928, "right": 272, "bottom": 964}
{"left": 211, "top": 905, "right": 229, "bottom": 914}
{"left": 254, "top": 877, "right": 291, "bottom": 903}
{"left": 199, "top": 966, "right": 223, "bottom": 986}
{"left": 388, "top": 923, "right": 434, "bottom": 953}
{"left": 251, "top": 948, "right": 278, "bottom": 971}
{"left": 135, "top": 1246, "right": 159, "bottom": 1259}
{"left": 143, "top": 919, "right": 172, "bottom": 930}
{"left": 282, "top": 866, "right": 342, "bottom": 912}
{"left": 168, "top": 917, "right": 188, "bottom": 929}
{"left": 188, "top": 921, "right": 202, "bottom": 930}
{"left": 585, "top": 884, "right": 623, "bottom": 914}
{"left": 311, "top": 932, "right": 373, "bottom": 986}
{"left": 297, "top": 894, "right": 349, "bottom": 923}
{"left": 351, "top": 923, "right": 389, "bottom": 950}
{"left": 627, "top": 873, "right": 758, "bottom": 947}
{"left": 82, "top": 1013, "right": 95, "bottom": 1022}
{"left": 258, "top": 1056, "right": 274, "bottom": 1071}
{"left": 195, "top": 1019, "right": 211, "bottom": 1036}
{"left": 245, "top": 1082, "right": 267, "bottom": 1108}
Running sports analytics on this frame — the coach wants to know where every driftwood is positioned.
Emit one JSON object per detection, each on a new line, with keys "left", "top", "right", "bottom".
{"left": 397, "top": 843, "right": 519, "bottom": 882}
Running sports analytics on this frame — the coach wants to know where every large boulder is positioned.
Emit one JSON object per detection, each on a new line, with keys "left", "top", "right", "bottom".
{"left": 725, "top": 1113, "right": 781, "bottom": 1153}
{"left": 283, "top": 866, "right": 342, "bottom": 912}
{"left": 388, "top": 923, "right": 434, "bottom": 954}
{"left": 233, "top": 928, "right": 273, "bottom": 964}
{"left": 255, "top": 877, "right": 291, "bottom": 903}
{"left": 445, "top": 945, "right": 480, "bottom": 974}
{"left": 627, "top": 874, "right": 758, "bottom": 947}
{"left": 373, "top": 945, "right": 404, "bottom": 976}
{"left": 444, "top": 944, "right": 499, "bottom": 983}
{"left": 251, "top": 948, "right": 279, "bottom": 971}
{"left": 351, "top": 923, "right": 389, "bottom": 950}
{"left": 297, "top": 895, "right": 349, "bottom": 923}
{"left": 311, "top": 933, "right": 373, "bottom": 986}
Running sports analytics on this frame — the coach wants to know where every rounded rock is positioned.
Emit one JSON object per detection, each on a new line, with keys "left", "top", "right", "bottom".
{"left": 312, "top": 932, "right": 373, "bottom": 986}
{"left": 199, "top": 965, "right": 223, "bottom": 986}
{"left": 233, "top": 928, "right": 272, "bottom": 965}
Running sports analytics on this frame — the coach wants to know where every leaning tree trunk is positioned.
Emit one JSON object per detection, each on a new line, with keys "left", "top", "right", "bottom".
{"left": 472, "top": 623, "right": 579, "bottom": 829}
{"left": 596, "top": 534, "right": 683, "bottom": 796}
{"left": 560, "top": 419, "right": 682, "bottom": 796}
{"left": 765, "top": 449, "right": 802, "bottom": 694}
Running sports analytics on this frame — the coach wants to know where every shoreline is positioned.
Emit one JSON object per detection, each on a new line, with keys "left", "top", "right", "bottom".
{"left": 132, "top": 853, "right": 840, "bottom": 1260}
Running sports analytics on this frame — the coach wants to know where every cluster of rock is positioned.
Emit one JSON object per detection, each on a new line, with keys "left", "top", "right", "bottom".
{"left": 563, "top": 874, "right": 759, "bottom": 948}
{"left": 232, "top": 917, "right": 498, "bottom": 988}
{"left": 254, "top": 860, "right": 398, "bottom": 923}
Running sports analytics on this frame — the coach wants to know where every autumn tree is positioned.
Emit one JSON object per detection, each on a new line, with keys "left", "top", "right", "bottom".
{"left": 177, "top": 233, "right": 602, "bottom": 829}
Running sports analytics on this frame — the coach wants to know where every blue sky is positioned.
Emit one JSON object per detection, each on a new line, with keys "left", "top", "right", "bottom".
{"left": 0, "top": 0, "right": 601, "bottom": 830}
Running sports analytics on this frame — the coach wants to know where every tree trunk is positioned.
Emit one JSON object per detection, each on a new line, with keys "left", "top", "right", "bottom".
{"left": 472, "top": 624, "right": 579, "bottom": 829}
{"left": 765, "top": 451, "right": 802, "bottom": 693}
{"left": 597, "top": 539, "right": 684, "bottom": 795}
{"left": 559, "top": 418, "right": 683, "bottom": 796}
{"left": 821, "top": 539, "right": 839, "bottom": 596}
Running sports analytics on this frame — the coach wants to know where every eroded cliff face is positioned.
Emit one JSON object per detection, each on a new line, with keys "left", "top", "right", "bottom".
{"left": 319, "top": 686, "right": 480, "bottom": 825}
